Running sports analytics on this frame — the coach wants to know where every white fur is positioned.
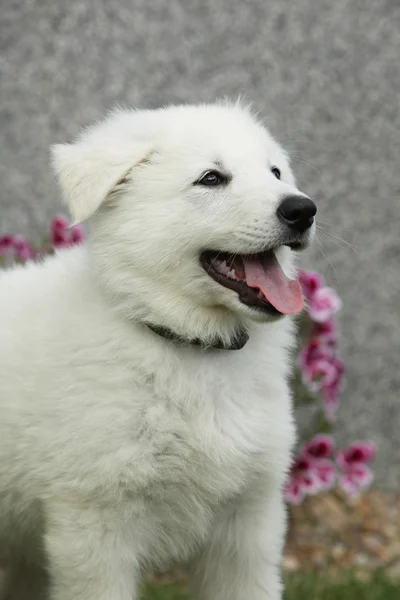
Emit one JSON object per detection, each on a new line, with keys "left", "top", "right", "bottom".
{"left": 0, "top": 102, "right": 314, "bottom": 600}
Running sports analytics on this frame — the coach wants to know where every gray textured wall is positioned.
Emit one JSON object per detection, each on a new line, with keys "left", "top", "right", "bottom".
{"left": 1, "top": 0, "right": 399, "bottom": 488}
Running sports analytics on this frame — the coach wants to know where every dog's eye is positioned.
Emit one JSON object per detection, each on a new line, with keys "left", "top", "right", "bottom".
{"left": 271, "top": 167, "right": 281, "bottom": 180}
{"left": 196, "top": 170, "right": 227, "bottom": 187}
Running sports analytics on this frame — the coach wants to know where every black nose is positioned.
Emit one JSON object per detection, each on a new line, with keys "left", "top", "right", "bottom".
{"left": 277, "top": 195, "right": 317, "bottom": 234}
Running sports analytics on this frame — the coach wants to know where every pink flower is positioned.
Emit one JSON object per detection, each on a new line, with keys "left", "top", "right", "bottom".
{"left": 303, "top": 435, "right": 337, "bottom": 492}
{"left": 307, "top": 286, "right": 342, "bottom": 323}
{"left": 313, "top": 318, "right": 338, "bottom": 347}
{"left": 0, "top": 235, "right": 15, "bottom": 255}
{"left": 284, "top": 440, "right": 338, "bottom": 504}
{"left": 337, "top": 441, "right": 376, "bottom": 467}
{"left": 299, "top": 337, "right": 329, "bottom": 374}
{"left": 339, "top": 464, "right": 373, "bottom": 495}
{"left": 284, "top": 455, "right": 321, "bottom": 504}
{"left": 50, "top": 216, "right": 85, "bottom": 248}
{"left": 313, "top": 458, "right": 337, "bottom": 491}
{"left": 303, "top": 434, "right": 335, "bottom": 459}
{"left": 283, "top": 479, "right": 304, "bottom": 505}
{"left": 299, "top": 270, "right": 324, "bottom": 301}
{"left": 50, "top": 216, "right": 69, "bottom": 248}
{"left": 51, "top": 215, "right": 70, "bottom": 231}
{"left": 321, "top": 357, "right": 345, "bottom": 421}
{"left": 70, "top": 224, "right": 85, "bottom": 245}
{"left": 299, "top": 334, "right": 345, "bottom": 420}
{"left": 299, "top": 270, "right": 342, "bottom": 323}
{"left": 337, "top": 441, "right": 376, "bottom": 495}
{"left": 300, "top": 338, "right": 336, "bottom": 388}
{"left": 308, "top": 358, "right": 338, "bottom": 391}
{"left": 12, "top": 235, "right": 33, "bottom": 261}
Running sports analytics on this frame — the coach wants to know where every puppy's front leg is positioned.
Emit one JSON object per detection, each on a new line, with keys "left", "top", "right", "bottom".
{"left": 189, "top": 484, "right": 287, "bottom": 600}
{"left": 45, "top": 504, "right": 139, "bottom": 600}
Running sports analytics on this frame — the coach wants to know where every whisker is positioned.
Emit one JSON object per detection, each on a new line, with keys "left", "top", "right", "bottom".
{"left": 204, "top": 250, "right": 224, "bottom": 278}
{"left": 316, "top": 218, "right": 356, "bottom": 234}
{"left": 273, "top": 128, "right": 301, "bottom": 145}
{"left": 315, "top": 234, "right": 340, "bottom": 284}
{"left": 309, "top": 195, "right": 327, "bottom": 203}
{"left": 318, "top": 224, "right": 360, "bottom": 247}
{"left": 317, "top": 225, "right": 361, "bottom": 255}
{"left": 289, "top": 155, "right": 322, "bottom": 175}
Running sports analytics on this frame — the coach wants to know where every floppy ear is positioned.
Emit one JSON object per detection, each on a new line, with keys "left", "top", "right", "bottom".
{"left": 51, "top": 140, "right": 151, "bottom": 224}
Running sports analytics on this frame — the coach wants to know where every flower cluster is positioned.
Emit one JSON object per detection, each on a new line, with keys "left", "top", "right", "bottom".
{"left": 285, "top": 270, "right": 376, "bottom": 504}
{"left": 337, "top": 441, "right": 376, "bottom": 496}
{"left": 0, "top": 216, "right": 376, "bottom": 505}
{"left": 49, "top": 216, "right": 85, "bottom": 249}
{"left": 284, "top": 436, "right": 376, "bottom": 504}
{"left": 299, "top": 271, "right": 344, "bottom": 421}
{"left": 0, "top": 216, "right": 84, "bottom": 264}
{"left": 300, "top": 271, "right": 342, "bottom": 324}
{"left": 0, "top": 234, "right": 33, "bottom": 262}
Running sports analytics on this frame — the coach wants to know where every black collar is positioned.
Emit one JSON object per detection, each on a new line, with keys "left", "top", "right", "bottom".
{"left": 146, "top": 323, "right": 249, "bottom": 351}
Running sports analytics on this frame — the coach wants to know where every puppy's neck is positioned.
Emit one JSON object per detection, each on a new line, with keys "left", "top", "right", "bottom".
{"left": 145, "top": 321, "right": 249, "bottom": 350}
{"left": 90, "top": 256, "right": 249, "bottom": 349}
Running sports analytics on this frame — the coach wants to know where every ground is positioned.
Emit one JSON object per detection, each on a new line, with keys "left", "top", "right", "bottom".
{"left": 142, "top": 573, "right": 399, "bottom": 600}
{"left": 284, "top": 489, "right": 400, "bottom": 578}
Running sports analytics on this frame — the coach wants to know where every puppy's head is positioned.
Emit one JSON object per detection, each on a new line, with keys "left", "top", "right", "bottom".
{"left": 52, "top": 103, "right": 316, "bottom": 342}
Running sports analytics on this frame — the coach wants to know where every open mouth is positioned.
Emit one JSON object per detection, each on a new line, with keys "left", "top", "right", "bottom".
{"left": 200, "top": 249, "right": 304, "bottom": 316}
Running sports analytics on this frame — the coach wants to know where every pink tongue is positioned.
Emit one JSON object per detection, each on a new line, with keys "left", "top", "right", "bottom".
{"left": 243, "top": 252, "right": 304, "bottom": 314}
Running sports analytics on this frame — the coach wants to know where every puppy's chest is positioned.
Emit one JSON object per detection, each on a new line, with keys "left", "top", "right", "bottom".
{"left": 122, "top": 357, "right": 291, "bottom": 565}
{"left": 134, "top": 366, "right": 283, "bottom": 504}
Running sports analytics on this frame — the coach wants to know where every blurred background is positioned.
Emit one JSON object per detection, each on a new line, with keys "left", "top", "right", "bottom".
{"left": 1, "top": 0, "right": 399, "bottom": 490}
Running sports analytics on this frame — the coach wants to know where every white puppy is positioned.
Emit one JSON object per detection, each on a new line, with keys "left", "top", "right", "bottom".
{"left": 0, "top": 102, "right": 316, "bottom": 600}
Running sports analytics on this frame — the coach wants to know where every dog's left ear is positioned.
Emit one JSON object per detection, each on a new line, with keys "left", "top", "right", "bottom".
{"left": 51, "top": 139, "right": 151, "bottom": 224}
